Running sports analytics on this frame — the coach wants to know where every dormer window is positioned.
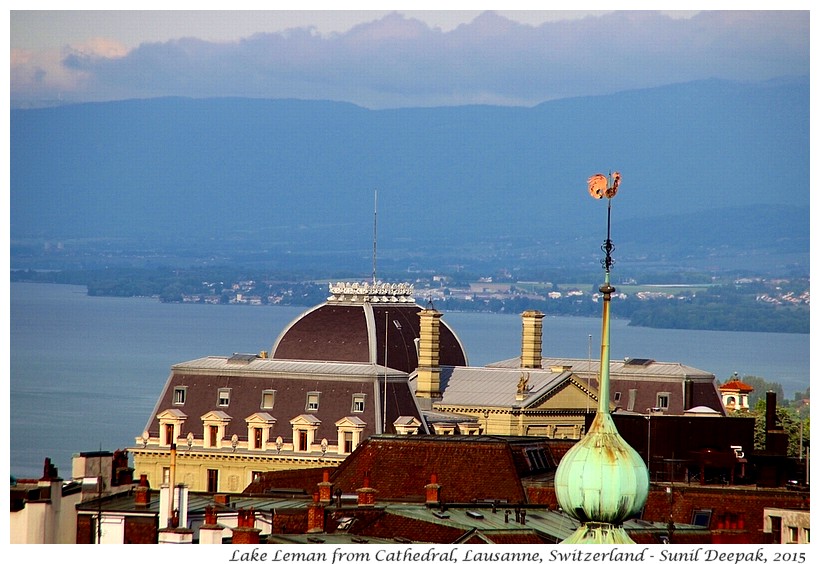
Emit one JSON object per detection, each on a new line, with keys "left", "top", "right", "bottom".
{"left": 335, "top": 416, "right": 366, "bottom": 454}
{"left": 156, "top": 409, "right": 188, "bottom": 447}
{"left": 432, "top": 423, "right": 456, "bottom": 435}
{"left": 289, "top": 415, "right": 321, "bottom": 453}
{"left": 261, "top": 390, "right": 275, "bottom": 410}
{"left": 306, "top": 392, "right": 320, "bottom": 411}
{"left": 525, "top": 447, "right": 549, "bottom": 471}
{"left": 352, "top": 394, "right": 366, "bottom": 413}
{"left": 394, "top": 416, "right": 422, "bottom": 436}
{"left": 246, "top": 413, "right": 276, "bottom": 451}
{"left": 457, "top": 422, "right": 481, "bottom": 435}
{"left": 173, "top": 386, "right": 187, "bottom": 405}
{"left": 656, "top": 392, "right": 670, "bottom": 411}
{"left": 201, "top": 411, "right": 232, "bottom": 449}
{"left": 218, "top": 388, "right": 231, "bottom": 407}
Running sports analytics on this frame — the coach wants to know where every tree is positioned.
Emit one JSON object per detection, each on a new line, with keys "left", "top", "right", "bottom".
{"left": 739, "top": 375, "right": 784, "bottom": 408}
{"left": 744, "top": 398, "right": 809, "bottom": 457}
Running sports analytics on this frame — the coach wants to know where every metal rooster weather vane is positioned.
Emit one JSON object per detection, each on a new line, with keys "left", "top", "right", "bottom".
{"left": 551, "top": 170, "right": 648, "bottom": 544}
{"left": 587, "top": 171, "right": 621, "bottom": 273}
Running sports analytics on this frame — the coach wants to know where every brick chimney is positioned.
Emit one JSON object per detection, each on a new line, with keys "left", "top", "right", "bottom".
{"left": 134, "top": 474, "right": 151, "bottom": 507}
{"left": 40, "top": 457, "right": 59, "bottom": 481}
{"left": 356, "top": 474, "right": 377, "bottom": 507}
{"left": 317, "top": 469, "right": 333, "bottom": 504}
{"left": 232, "top": 508, "right": 260, "bottom": 544}
{"left": 204, "top": 505, "right": 218, "bottom": 526}
{"left": 520, "top": 310, "right": 544, "bottom": 369}
{"left": 198, "top": 505, "right": 225, "bottom": 544}
{"left": 424, "top": 473, "right": 441, "bottom": 507}
{"left": 416, "top": 307, "right": 443, "bottom": 402}
{"left": 307, "top": 491, "right": 325, "bottom": 533}
{"left": 765, "top": 390, "right": 788, "bottom": 455}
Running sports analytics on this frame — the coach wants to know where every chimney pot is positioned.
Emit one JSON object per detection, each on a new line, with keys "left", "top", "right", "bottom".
{"left": 318, "top": 470, "right": 333, "bottom": 503}
{"left": 307, "top": 495, "right": 325, "bottom": 533}
{"left": 425, "top": 474, "right": 442, "bottom": 506}
{"left": 134, "top": 479, "right": 151, "bottom": 507}
{"left": 520, "top": 310, "right": 545, "bottom": 370}
{"left": 416, "top": 308, "right": 443, "bottom": 400}
{"left": 204, "top": 505, "right": 217, "bottom": 525}
{"left": 356, "top": 475, "right": 377, "bottom": 507}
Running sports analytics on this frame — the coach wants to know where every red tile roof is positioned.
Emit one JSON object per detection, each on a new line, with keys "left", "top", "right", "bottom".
{"left": 329, "top": 437, "right": 526, "bottom": 504}
{"left": 719, "top": 379, "right": 755, "bottom": 392}
{"left": 244, "top": 435, "right": 565, "bottom": 504}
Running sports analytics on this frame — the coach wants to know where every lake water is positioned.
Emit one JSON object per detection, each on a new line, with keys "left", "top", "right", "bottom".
{"left": 9, "top": 282, "right": 810, "bottom": 478}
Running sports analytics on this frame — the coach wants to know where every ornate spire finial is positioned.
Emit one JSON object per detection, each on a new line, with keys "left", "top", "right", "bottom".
{"left": 554, "top": 170, "right": 647, "bottom": 544}
{"left": 587, "top": 171, "right": 621, "bottom": 274}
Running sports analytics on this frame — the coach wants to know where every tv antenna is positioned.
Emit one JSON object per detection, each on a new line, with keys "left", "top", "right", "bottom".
{"left": 372, "top": 189, "right": 378, "bottom": 285}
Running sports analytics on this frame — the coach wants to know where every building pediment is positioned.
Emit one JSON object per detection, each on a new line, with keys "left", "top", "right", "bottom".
{"left": 289, "top": 414, "right": 322, "bottom": 426}
{"left": 394, "top": 416, "right": 421, "bottom": 427}
{"left": 245, "top": 412, "right": 277, "bottom": 425}
{"left": 201, "top": 410, "right": 232, "bottom": 423}
{"left": 335, "top": 416, "right": 366, "bottom": 428}
{"left": 517, "top": 373, "right": 600, "bottom": 411}
{"left": 157, "top": 408, "right": 187, "bottom": 421}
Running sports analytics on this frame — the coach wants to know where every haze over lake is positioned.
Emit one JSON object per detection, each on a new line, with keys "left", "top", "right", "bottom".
{"left": 10, "top": 282, "right": 809, "bottom": 479}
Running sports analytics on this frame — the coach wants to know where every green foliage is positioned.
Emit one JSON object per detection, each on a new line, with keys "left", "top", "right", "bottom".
{"left": 739, "top": 375, "right": 784, "bottom": 408}
{"left": 743, "top": 397, "right": 810, "bottom": 457}
{"left": 628, "top": 297, "right": 808, "bottom": 333}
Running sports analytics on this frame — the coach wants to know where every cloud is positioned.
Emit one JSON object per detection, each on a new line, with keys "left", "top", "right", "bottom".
{"left": 11, "top": 36, "right": 130, "bottom": 106}
{"left": 10, "top": 10, "right": 809, "bottom": 109}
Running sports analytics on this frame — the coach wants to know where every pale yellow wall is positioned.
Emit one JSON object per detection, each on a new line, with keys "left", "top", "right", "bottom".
{"left": 434, "top": 377, "right": 598, "bottom": 439}
{"left": 435, "top": 406, "right": 588, "bottom": 439}
{"left": 132, "top": 451, "right": 342, "bottom": 493}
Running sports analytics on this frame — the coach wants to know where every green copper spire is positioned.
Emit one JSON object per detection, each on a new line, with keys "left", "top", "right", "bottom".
{"left": 555, "top": 172, "right": 649, "bottom": 544}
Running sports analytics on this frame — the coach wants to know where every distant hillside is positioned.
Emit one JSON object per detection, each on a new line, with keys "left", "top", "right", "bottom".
{"left": 10, "top": 77, "right": 809, "bottom": 274}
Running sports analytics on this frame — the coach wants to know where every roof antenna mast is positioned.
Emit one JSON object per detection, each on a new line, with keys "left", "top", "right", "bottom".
{"left": 372, "top": 189, "right": 378, "bottom": 285}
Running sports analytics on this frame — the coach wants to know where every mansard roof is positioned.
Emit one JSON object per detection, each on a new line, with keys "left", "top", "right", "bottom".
{"left": 270, "top": 282, "right": 467, "bottom": 372}
{"left": 142, "top": 358, "right": 423, "bottom": 442}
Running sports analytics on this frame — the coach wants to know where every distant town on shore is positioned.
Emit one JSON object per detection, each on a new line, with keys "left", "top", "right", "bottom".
{"left": 11, "top": 266, "right": 809, "bottom": 334}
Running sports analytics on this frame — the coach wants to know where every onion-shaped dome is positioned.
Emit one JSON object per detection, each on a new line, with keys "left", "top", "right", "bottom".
{"left": 554, "top": 411, "right": 649, "bottom": 542}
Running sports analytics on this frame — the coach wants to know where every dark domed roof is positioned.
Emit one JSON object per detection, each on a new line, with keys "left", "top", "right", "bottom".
{"left": 271, "top": 282, "right": 467, "bottom": 373}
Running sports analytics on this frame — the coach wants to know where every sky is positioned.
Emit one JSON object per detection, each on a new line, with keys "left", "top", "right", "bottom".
{"left": 8, "top": 5, "right": 811, "bottom": 109}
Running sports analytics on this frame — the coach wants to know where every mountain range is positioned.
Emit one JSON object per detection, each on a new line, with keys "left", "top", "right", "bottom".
{"left": 10, "top": 76, "right": 809, "bottom": 276}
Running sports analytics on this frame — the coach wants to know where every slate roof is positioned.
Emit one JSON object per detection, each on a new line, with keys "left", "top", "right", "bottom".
{"left": 487, "top": 356, "right": 723, "bottom": 415}
{"left": 271, "top": 301, "right": 467, "bottom": 372}
{"left": 143, "top": 357, "right": 422, "bottom": 442}
{"left": 488, "top": 356, "right": 713, "bottom": 378}
{"left": 428, "top": 366, "right": 583, "bottom": 408}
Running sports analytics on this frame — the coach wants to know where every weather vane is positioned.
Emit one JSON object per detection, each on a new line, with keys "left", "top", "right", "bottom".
{"left": 587, "top": 171, "right": 621, "bottom": 273}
